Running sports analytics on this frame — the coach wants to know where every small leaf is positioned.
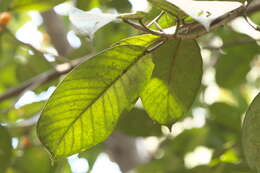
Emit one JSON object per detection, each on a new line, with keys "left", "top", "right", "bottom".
{"left": 141, "top": 39, "right": 202, "bottom": 125}
{"left": 78, "top": 144, "right": 104, "bottom": 173}
{"left": 69, "top": 7, "right": 118, "bottom": 39}
{"left": 37, "top": 45, "right": 154, "bottom": 158}
{"left": 242, "top": 93, "right": 260, "bottom": 172}
{"left": 166, "top": 0, "right": 242, "bottom": 30}
{"left": 6, "top": 101, "right": 45, "bottom": 122}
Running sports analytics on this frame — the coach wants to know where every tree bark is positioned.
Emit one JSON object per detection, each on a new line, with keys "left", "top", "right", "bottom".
{"left": 41, "top": 10, "right": 72, "bottom": 57}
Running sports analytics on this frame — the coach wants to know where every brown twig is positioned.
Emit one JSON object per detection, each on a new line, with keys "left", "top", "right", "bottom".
{"left": 0, "top": 55, "right": 92, "bottom": 103}
{"left": 5, "top": 28, "right": 65, "bottom": 66}
{"left": 124, "top": 4, "right": 259, "bottom": 40}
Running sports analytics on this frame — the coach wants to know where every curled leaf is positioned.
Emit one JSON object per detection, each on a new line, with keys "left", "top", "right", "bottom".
{"left": 166, "top": 0, "right": 242, "bottom": 30}
{"left": 69, "top": 7, "right": 118, "bottom": 39}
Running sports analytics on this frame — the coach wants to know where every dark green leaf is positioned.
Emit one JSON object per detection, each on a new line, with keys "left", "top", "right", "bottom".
{"left": 161, "top": 128, "right": 208, "bottom": 157}
{"left": 242, "top": 93, "right": 260, "bottom": 172}
{"left": 93, "top": 22, "right": 134, "bottom": 51}
{"left": 37, "top": 45, "right": 154, "bottom": 158}
{"left": 117, "top": 107, "right": 162, "bottom": 137}
{"left": 0, "top": 125, "right": 12, "bottom": 172}
{"left": 141, "top": 39, "right": 202, "bottom": 125}
{"left": 215, "top": 30, "right": 260, "bottom": 89}
{"left": 209, "top": 102, "right": 243, "bottom": 131}
{"left": 101, "top": 0, "right": 131, "bottom": 12}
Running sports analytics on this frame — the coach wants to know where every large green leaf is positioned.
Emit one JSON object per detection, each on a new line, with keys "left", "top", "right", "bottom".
{"left": 37, "top": 45, "right": 154, "bottom": 158}
{"left": 141, "top": 39, "right": 202, "bottom": 125}
{"left": 0, "top": 125, "right": 12, "bottom": 172}
{"left": 242, "top": 93, "right": 260, "bottom": 172}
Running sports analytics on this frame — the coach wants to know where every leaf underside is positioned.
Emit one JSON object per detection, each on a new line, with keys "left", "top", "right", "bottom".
{"left": 141, "top": 39, "right": 202, "bottom": 125}
{"left": 37, "top": 45, "right": 154, "bottom": 158}
{"left": 242, "top": 93, "right": 260, "bottom": 172}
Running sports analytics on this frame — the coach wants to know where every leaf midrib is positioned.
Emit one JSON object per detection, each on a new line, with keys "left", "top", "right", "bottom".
{"left": 166, "top": 40, "right": 181, "bottom": 122}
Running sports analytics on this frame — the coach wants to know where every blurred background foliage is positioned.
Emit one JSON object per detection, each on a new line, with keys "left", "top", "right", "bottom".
{"left": 0, "top": 0, "right": 259, "bottom": 172}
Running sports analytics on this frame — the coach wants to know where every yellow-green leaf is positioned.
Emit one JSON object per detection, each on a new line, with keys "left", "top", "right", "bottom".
{"left": 37, "top": 45, "right": 154, "bottom": 158}
{"left": 113, "top": 34, "right": 160, "bottom": 47}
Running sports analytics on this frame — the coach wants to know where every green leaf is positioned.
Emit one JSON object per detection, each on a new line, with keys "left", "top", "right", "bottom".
{"left": 10, "top": 0, "right": 66, "bottom": 11}
{"left": 37, "top": 45, "right": 154, "bottom": 158}
{"left": 53, "top": 159, "right": 72, "bottom": 173}
{"left": 16, "top": 52, "right": 52, "bottom": 82}
{"left": 14, "top": 146, "right": 52, "bottom": 173}
{"left": 136, "top": 156, "right": 183, "bottom": 173}
{"left": 0, "top": 125, "right": 12, "bottom": 172}
{"left": 209, "top": 102, "right": 243, "bottom": 131}
{"left": 141, "top": 39, "right": 202, "bottom": 125}
{"left": 215, "top": 30, "right": 260, "bottom": 89}
{"left": 93, "top": 22, "right": 134, "bottom": 51}
{"left": 148, "top": 0, "right": 185, "bottom": 17}
{"left": 161, "top": 128, "right": 208, "bottom": 157}
{"left": 76, "top": 0, "right": 100, "bottom": 10}
{"left": 78, "top": 144, "right": 104, "bottom": 173}
{"left": 149, "top": 12, "right": 177, "bottom": 30}
{"left": 0, "top": 0, "right": 12, "bottom": 12}
{"left": 113, "top": 34, "right": 160, "bottom": 47}
{"left": 6, "top": 101, "right": 45, "bottom": 123}
{"left": 101, "top": 0, "right": 132, "bottom": 12}
{"left": 242, "top": 93, "right": 260, "bottom": 172}
{"left": 117, "top": 107, "right": 162, "bottom": 137}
